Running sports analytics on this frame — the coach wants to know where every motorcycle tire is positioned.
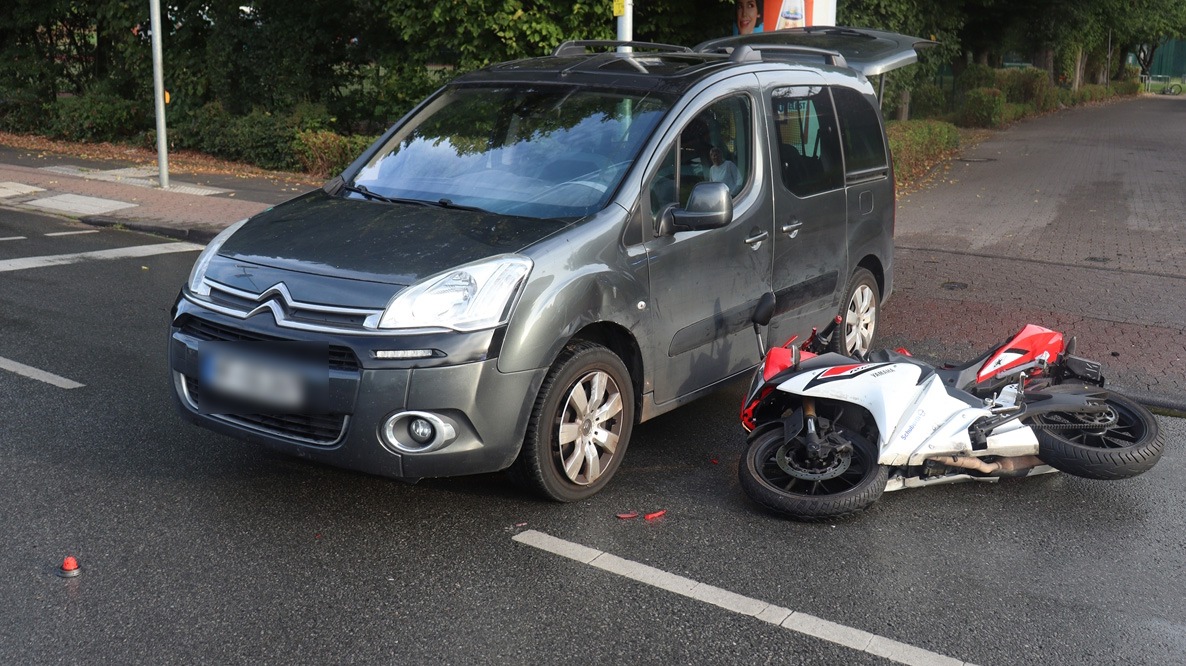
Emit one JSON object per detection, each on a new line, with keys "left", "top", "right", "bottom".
{"left": 1029, "top": 391, "right": 1163, "bottom": 480}
{"left": 739, "top": 424, "right": 888, "bottom": 521}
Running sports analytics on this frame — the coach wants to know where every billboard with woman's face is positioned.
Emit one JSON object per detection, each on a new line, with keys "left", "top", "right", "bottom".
{"left": 734, "top": 0, "right": 836, "bottom": 34}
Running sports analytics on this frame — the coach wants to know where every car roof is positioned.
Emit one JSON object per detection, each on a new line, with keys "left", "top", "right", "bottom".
{"left": 452, "top": 27, "right": 932, "bottom": 95}
{"left": 452, "top": 51, "right": 742, "bottom": 96}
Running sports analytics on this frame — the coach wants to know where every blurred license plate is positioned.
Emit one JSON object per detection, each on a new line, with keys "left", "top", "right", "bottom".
{"left": 198, "top": 342, "right": 327, "bottom": 413}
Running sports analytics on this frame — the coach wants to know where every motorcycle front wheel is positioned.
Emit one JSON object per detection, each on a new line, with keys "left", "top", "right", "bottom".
{"left": 739, "top": 424, "right": 888, "bottom": 521}
{"left": 1029, "top": 391, "right": 1163, "bottom": 480}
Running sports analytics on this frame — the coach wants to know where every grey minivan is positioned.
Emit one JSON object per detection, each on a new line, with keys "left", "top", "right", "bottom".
{"left": 169, "top": 28, "right": 933, "bottom": 500}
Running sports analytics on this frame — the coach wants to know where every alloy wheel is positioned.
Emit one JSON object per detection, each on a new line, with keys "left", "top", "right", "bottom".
{"left": 843, "top": 284, "right": 877, "bottom": 355}
{"left": 556, "top": 370, "right": 624, "bottom": 485}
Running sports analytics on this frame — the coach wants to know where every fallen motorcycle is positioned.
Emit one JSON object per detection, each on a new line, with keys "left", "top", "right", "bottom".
{"left": 737, "top": 295, "right": 1164, "bottom": 520}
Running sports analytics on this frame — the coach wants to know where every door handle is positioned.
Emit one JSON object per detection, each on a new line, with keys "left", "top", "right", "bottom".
{"left": 744, "top": 231, "right": 769, "bottom": 246}
{"left": 780, "top": 221, "right": 803, "bottom": 238}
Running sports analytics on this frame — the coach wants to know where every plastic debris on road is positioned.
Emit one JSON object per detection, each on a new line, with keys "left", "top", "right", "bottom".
{"left": 57, "top": 556, "right": 81, "bottom": 578}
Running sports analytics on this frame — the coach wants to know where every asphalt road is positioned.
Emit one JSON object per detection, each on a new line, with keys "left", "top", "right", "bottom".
{"left": 1, "top": 206, "right": 1184, "bottom": 665}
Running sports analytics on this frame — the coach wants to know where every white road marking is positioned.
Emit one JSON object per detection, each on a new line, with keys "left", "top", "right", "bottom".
{"left": 0, "top": 356, "right": 84, "bottom": 389}
{"left": 0, "top": 236, "right": 27, "bottom": 242}
{"left": 0, "top": 242, "right": 203, "bottom": 273}
{"left": 44, "top": 230, "right": 100, "bottom": 237}
{"left": 513, "top": 530, "right": 971, "bottom": 666}
{"left": 0, "top": 182, "right": 45, "bottom": 198}
{"left": 27, "top": 194, "right": 137, "bottom": 215}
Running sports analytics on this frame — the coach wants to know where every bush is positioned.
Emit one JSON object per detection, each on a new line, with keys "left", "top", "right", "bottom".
{"left": 910, "top": 83, "right": 947, "bottom": 118}
{"left": 0, "top": 88, "right": 51, "bottom": 133}
{"left": 958, "top": 87, "right": 1005, "bottom": 128}
{"left": 1080, "top": 84, "right": 1112, "bottom": 102}
{"left": 48, "top": 92, "right": 145, "bottom": 142}
{"left": 994, "top": 67, "right": 1051, "bottom": 106}
{"left": 885, "top": 119, "right": 959, "bottom": 187}
{"left": 294, "top": 130, "right": 379, "bottom": 178}
{"left": 957, "top": 63, "right": 997, "bottom": 92}
{"left": 1002, "top": 102, "right": 1033, "bottom": 124}
{"left": 171, "top": 102, "right": 338, "bottom": 171}
{"left": 1114, "top": 80, "right": 1141, "bottom": 96}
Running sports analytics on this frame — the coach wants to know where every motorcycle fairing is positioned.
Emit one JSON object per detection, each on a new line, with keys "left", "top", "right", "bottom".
{"left": 777, "top": 362, "right": 926, "bottom": 452}
{"left": 976, "top": 324, "right": 1064, "bottom": 384}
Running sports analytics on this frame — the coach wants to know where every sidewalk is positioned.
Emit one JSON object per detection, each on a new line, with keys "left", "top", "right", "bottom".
{"left": 0, "top": 147, "right": 315, "bottom": 241}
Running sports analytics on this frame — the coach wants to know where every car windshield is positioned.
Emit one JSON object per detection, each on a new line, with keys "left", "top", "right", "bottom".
{"left": 350, "top": 85, "right": 673, "bottom": 219}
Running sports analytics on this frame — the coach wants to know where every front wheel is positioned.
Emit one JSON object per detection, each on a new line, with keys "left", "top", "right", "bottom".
{"left": 509, "top": 341, "right": 635, "bottom": 502}
{"left": 829, "top": 268, "right": 880, "bottom": 358}
{"left": 1168, "top": 83, "right": 1183, "bottom": 95}
{"left": 739, "top": 422, "right": 888, "bottom": 521}
{"left": 1029, "top": 391, "right": 1163, "bottom": 480}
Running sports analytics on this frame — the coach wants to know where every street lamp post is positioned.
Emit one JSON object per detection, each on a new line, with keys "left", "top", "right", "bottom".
{"left": 149, "top": 0, "right": 169, "bottom": 189}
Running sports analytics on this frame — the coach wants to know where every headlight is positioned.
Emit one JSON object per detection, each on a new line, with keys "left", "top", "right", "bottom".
{"left": 372, "top": 255, "right": 532, "bottom": 331}
{"left": 187, "top": 218, "right": 249, "bottom": 297}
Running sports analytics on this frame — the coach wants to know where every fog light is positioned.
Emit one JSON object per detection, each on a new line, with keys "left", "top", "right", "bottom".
{"left": 408, "top": 418, "right": 435, "bottom": 444}
{"left": 380, "top": 411, "right": 457, "bottom": 454}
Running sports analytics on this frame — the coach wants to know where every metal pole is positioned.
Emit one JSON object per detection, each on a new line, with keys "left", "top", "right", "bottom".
{"left": 149, "top": 0, "right": 169, "bottom": 188}
{"left": 616, "top": 0, "right": 633, "bottom": 52}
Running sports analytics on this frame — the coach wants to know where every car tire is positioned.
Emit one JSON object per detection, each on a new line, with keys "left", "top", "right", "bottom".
{"left": 829, "top": 268, "right": 879, "bottom": 358}
{"left": 509, "top": 341, "right": 635, "bottom": 502}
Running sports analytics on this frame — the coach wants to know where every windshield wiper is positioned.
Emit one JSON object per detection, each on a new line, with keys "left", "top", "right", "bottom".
{"left": 340, "top": 183, "right": 432, "bottom": 207}
{"left": 435, "top": 198, "right": 489, "bottom": 214}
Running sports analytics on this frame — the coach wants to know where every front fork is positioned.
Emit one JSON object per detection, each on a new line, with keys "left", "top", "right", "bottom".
{"left": 802, "top": 397, "right": 822, "bottom": 456}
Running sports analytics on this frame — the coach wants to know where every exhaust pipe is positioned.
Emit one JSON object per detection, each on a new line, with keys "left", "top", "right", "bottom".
{"left": 929, "top": 455, "right": 1045, "bottom": 477}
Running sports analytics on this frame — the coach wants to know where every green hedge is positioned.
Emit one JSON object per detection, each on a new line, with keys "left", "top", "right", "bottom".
{"left": 294, "top": 130, "right": 379, "bottom": 178}
{"left": 48, "top": 92, "right": 148, "bottom": 142}
{"left": 994, "top": 68, "right": 1054, "bottom": 109}
{"left": 886, "top": 119, "right": 960, "bottom": 187}
{"left": 958, "top": 87, "right": 1005, "bottom": 128}
{"left": 168, "top": 102, "right": 335, "bottom": 171}
{"left": 958, "top": 63, "right": 997, "bottom": 92}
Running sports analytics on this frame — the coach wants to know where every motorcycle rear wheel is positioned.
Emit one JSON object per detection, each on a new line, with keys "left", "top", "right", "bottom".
{"left": 1029, "top": 391, "right": 1163, "bottom": 480}
{"left": 739, "top": 424, "right": 887, "bottom": 521}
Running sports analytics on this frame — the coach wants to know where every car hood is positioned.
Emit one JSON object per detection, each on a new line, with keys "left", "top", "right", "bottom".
{"left": 218, "top": 190, "right": 570, "bottom": 286}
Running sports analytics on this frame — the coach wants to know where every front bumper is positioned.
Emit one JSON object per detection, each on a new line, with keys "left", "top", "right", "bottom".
{"left": 169, "top": 297, "right": 547, "bottom": 480}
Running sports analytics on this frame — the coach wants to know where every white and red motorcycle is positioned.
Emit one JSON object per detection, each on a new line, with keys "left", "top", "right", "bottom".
{"left": 738, "top": 295, "right": 1164, "bottom": 520}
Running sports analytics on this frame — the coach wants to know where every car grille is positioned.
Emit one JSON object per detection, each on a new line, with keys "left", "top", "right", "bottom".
{"left": 184, "top": 376, "right": 348, "bottom": 446}
{"left": 178, "top": 316, "right": 360, "bottom": 372}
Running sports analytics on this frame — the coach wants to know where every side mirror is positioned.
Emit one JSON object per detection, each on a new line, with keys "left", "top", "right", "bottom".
{"left": 751, "top": 291, "right": 776, "bottom": 358}
{"left": 752, "top": 292, "right": 776, "bottom": 328}
{"left": 659, "top": 182, "right": 733, "bottom": 236}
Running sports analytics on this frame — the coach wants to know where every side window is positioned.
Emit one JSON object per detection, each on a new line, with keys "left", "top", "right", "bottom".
{"left": 831, "top": 86, "right": 888, "bottom": 176}
{"left": 771, "top": 86, "right": 843, "bottom": 197}
{"left": 648, "top": 95, "right": 752, "bottom": 219}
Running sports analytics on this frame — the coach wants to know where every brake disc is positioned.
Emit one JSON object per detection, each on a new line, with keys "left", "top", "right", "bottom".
{"left": 776, "top": 440, "right": 851, "bottom": 481}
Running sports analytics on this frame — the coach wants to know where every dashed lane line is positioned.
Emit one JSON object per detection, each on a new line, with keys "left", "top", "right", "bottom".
{"left": 513, "top": 530, "right": 973, "bottom": 666}
{"left": 0, "top": 236, "right": 26, "bottom": 242}
{"left": 0, "top": 242, "right": 203, "bottom": 273}
{"left": 44, "top": 230, "right": 100, "bottom": 237}
{"left": 0, "top": 356, "right": 84, "bottom": 389}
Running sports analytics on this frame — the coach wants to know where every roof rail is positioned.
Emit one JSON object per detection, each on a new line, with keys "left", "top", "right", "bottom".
{"left": 553, "top": 40, "right": 692, "bottom": 57}
{"left": 720, "top": 44, "right": 848, "bottom": 69}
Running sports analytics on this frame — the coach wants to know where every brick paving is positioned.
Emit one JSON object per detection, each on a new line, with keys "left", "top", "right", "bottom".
{"left": 888, "top": 95, "right": 1186, "bottom": 410}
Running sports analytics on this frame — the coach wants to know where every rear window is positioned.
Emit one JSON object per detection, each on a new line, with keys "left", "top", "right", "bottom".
{"left": 831, "top": 87, "right": 887, "bottom": 175}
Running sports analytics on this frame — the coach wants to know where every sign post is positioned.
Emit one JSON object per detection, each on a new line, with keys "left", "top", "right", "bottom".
{"left": 149, "top": 0, "right": 169, "bottom": 189}
{"left": 614, "top": 0, "right": 632, "bottom": 51}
